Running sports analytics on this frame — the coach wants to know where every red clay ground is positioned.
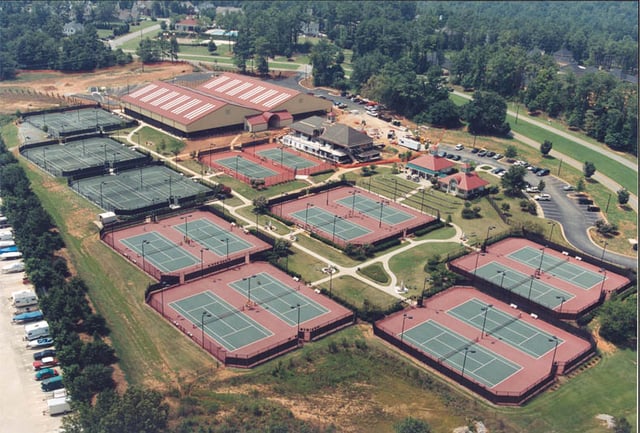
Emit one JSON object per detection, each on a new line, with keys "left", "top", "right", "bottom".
{"left": 449, "top": 237, "right": 631, "bottom": 316}
{"left": 102, "top": 209, "right": 271, "bottom": 281}
{"left": 376, "top": 286, "right": 594, "bottom": 400}
{"left": 273, "top": 184, "right": 435, "bottom": 247}
{"left": 148, "top": 261, "right": 354, "bottom": 366}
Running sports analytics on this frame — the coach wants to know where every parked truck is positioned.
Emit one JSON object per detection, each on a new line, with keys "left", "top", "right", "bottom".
{"left": 24, "top": 320, "right": 49, "bottom": 341}
{"left": 47, "top": 396, "right": 71, "bottom": 416}
{"left": 398, "top": 136, "right": 422, "bottom": 151}
{"left": 11, "top": 290, "right": 38, "bottom": 307}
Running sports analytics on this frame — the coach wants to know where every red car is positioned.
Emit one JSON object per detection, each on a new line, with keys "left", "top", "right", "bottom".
{"left": 33, "top": 357, "right": 59, "bottom": 370}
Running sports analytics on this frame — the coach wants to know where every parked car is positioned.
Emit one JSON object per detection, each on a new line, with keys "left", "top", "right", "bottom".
{"left": 27, "top": 337, "right": 54, "bottom": 349}
{"left": 537, "top": 168, "right": 550, "bottom": 176}
{"left": 526, "top": 186, "right": 540, "bottom": 193}
{"left": 486, "top": 151, "right": 496, "bottom": 158}
{"left": 35, "top": 368, "right": 59, "bottom": 381}
{"left": 534, "top": 193, "right": 551, "bottom": 201}
{"left": 33, "top": 356, "right": 59, "bottom": 370}
{"left": 491, "top": 167, "right": 505, "bottom": 175}
{"left": 445, "top": 153, "right": 455, "bottom": 159}
{"left": 452, "top": 155, "right": 462, "bottom": 161}
{"left": 478, "top": 150, "right": 487, "bottom": 157}
{"left": 563, "top": 184, "right": 575, "bottom": 191}
{"left": 493, "top": 153, "right": 503, "bottom": 160}
{"left": 470, "top": 148, "right": 480, "bottom": 154}
{"left": 455, "top": 143, "right": 464, "bottom": 151}
{"left": 34, "top": 349, "right": 56, "bottom": 361}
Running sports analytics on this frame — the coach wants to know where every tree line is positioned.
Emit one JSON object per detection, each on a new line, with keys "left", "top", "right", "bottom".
{"left": 0, "top": 134, "right": 167, "bottom": 433}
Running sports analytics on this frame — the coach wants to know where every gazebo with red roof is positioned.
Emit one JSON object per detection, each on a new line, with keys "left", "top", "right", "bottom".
{"left": 438, "top": 164, "right": 490, "bottom": 198}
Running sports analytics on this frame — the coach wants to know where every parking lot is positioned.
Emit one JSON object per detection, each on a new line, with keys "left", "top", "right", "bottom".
{"left": 1, "top": 269, "right": 62, "bottom": 433}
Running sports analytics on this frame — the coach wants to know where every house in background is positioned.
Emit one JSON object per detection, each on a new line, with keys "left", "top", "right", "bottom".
{"left": 63, "top": 22, "right": 84, "bottom": 36}
{"left": 282, "top": 116, "right": 380, "bottom": 164}
{"left": 438, "top": 163, "right": 489, "bottom": 198}
{"left": 175, "top": 17, "right": 200, "bottom": 33}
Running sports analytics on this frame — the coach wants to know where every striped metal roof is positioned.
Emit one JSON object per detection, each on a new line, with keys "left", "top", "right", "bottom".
{"left": 122, "top": 82, "right": 226, "bottom": 125}
{"left": 197, "top": 73, "right": 299, "bottom": 111}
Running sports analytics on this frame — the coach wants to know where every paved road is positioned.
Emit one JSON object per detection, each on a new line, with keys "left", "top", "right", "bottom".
{"left": 108, "top": 22, "right": 163, "bottom": 50}
{"left": 452, "top": 90, "right": 638, "bottom": 211}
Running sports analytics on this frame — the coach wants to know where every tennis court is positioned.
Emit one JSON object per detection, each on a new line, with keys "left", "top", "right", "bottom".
{"left": 336, "top": 194, "right": 414, "bottom": 225}
{"left": 508, "top": 246, "right": 604, "bottom": 289}
{"left": 257, "top": 148, "right": 316, "bottom": 169}
{"left": 71, "top": 165, "right": 212, "bottom": 211}
{"left": 292, "top": 206, "right": 371, "bottom": 242}
{"left": 229, "top": 272, "right": 329, "bottom": 326}
{"left": 173, "top": 218, "right": 252, "bottom": 257}
{"left": 447, "top": 298, "right": 563, "bottom": 358}
{"left": 121, "top": 232, "right": 199, "bottom": 272}
{"left": 217, "top": 155, "right": 277, "bottom": 179}
{"left": 24, "top": 137, "right": 146, "bottom": 175}
{"left": 171, "top": 291, "right": 272, "bottom": 351}
{"left": 24, "top": 107, "right": 128, "bottom": 137}
{"left": 475, "top": 261, "right": 574, "bottom": 309}
{"left": 402, "top": 320, "right": 521, "bottom": 388}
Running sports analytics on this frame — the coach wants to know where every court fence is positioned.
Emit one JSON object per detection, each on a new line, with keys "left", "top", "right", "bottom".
{"left": 306, "top": 311, "right": 355, "bottom": 341}
{"left": 373, "top": 321, "right": 558, "bottom": 406}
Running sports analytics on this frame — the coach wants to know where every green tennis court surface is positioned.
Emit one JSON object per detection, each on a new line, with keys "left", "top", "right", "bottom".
{"left": 336, "top": 194, "right": 414, "bottom": 224}
{"left": 217, "top": 156, "right": 277, "bottom": 179}
{"left": 25, "top": 108, "right": 126, "bottom": 135}
{"left": 229, "top": 272, "right": 329, "bottom": 326}
{"left": 174, "top": 218, "right": 252, "bottom": 257}
{"left": 475, "top": 261, "right": 574, "bottom": 309}
{"left": 292, "top": 206, "right": 371, "bottom": 242}
{"left": 257, "top": 149, "right": 316, "bottom": 169}
{"left": 448, "top": 298, "right": 563, "bottom": 358}
{"left": 121, "top": 232, "right": 199, "bottom": 272}
{"left": 402, "top": 320, "right": 521, "bottom": 388}
{"left": 508, "top": 246, "right": 604, "bottom": 289}
{"left": 171, "top": 291, "right": 272, "bottom": 351}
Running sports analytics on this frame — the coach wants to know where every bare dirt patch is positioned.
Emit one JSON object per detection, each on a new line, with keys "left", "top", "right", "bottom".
{"left": 593, "top": 324, "right": 617, "bottom": 354}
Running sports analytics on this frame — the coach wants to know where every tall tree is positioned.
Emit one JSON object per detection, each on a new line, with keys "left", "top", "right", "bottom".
{"left": 583, "top": 161, "right": 596, "bottom": 178}
{"left": 501, "top": 165, "right": 528, "bottom": 196}
{"left": 540, "top": 140, "right": 553, "bottom": 156}
{"left": 464, "top": 91, "right": 511, "bottom": 136}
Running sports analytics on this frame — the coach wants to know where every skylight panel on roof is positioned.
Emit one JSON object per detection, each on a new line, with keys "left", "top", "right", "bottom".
{"left": 251, "top": 89, "right": 278, "bottom": 104}
{"left": 215, "top": 79, "right": 242, "bottom": 93}
{"left": 238, "top": 86, "right": 265, "bottom": 100}
{"left": 160, "top": 95, "right": 190, "bottom": 110}
{"left": 203, "top": 75, "right": 229, "bottom": 89}
{"left": 130, "top": 84, "right": 157, "bottom": 98}
{"left": 150, "top": 91, "right": 180, "bottom": 106}
{"left": 226, "top": 82, "right": 252, "bottom": 96}
{"left": 172, "top": 99, "right": 201, "bottom": 114}
{"left": 140, "top": 88, "right": 169, "bottom": 102}
{"left": 263, "top": 93, "right": 291, "bottom": 107}
{"left": 184, "top": 103, "right": 215, "bottom": 120}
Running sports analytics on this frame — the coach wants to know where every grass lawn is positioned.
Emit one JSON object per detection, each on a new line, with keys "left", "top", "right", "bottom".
{"left": 358, "top": 262, "right": 390, "bottom": 285}
{"left": 213, "top": 174, "right": 309, "bottom": 200}
{"left": 135, "top": 126, "right": 184, "bottom": 156}
{"left": 329, "top": 275, "right": 398, "bottom": 310}
{"left": 293, "top": 232, "right": 360, "bottom": 268}
{"left": 388, "top": 242, "right": 464, "bottom": 299}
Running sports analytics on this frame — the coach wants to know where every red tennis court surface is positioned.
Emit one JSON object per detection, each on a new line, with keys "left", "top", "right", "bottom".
{"left": 102, "top": 209, "right": 271, "bottom": 282}
{"left": 271, "top": 185, "right": 436, "bottom": 247}
{"left": 147, "top": 262, "right": 354, "bottom": 368}
{"left": 200, "top": 142, "right": 332, "bottom": 187}
{"left": 449, "top": 237, "right": 631, "bottom": 319}
{"left": 374, "top": 286, "right": 595, "bottom": 406}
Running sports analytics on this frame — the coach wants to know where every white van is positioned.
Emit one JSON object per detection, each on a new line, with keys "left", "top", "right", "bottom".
{"left": 24, "top": 320, "right": 49, "bottom": 341}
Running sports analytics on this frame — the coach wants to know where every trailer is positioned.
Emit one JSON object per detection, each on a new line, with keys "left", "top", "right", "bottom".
{"left": 1, "top": 251, "right": 22, "bottom": 261}
{"left": 47, "top": 396, "right": 71, "bottom": 416}
{"left": 24, "top": 320, "right": 49, "bottom": 341}
{"left": 398, "top": 136, "right": 422, "bottom": 151}
{"left": 11, "top": 290, "right": 38, "bottom": 307}
{"left": 13, "top": 310, "right": 43, "bottom": 323}
{"left": 1, "top": 260, "right": 24, "bottom": 273}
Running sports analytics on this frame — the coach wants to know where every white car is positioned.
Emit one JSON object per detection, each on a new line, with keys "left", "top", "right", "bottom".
{"left": 455, "top": 143, "right": 464, "bottom": 151}
{"left": 534, "top": 194, "right": 551, "bottom": 201}
{"left": 563, "top": 184, "right": 575, "bottom": 191}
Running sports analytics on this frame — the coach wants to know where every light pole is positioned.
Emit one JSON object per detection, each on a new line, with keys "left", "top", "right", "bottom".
{"left": 200, "top": 247, "right": 208, "bottom": 274}
{"left": 483, "top": 225, "right": 495, "bottom": 252}
{"left": 599, "top": 268, "right": 607, "bottom": 297}
{"left": 497, "top": 270, "right": 506, "bottom": 289}
{"left": 181, "top": 214, "right": 193, "bottom": 240}
{"left": 291, "top": 303, "right": 301, "bottom": 340}
{"left": 99, "top": 181, "right": 107, "bottom": 208}
{"left": 556, "top": 295, "right": 566, "bottom": 313}
{"left": 461, "top": 347, "right": 476, "bottom": 378}
{"left": 419, "top": 187, "right": 426, "bottom": 213}
{"left": 332, "top": 215, "right": 340, "bottom": 243}
{"left": 473, "top": 248, "right": 482, "bottom": 280}
{"left": 166, "top": 175, "right": 173, "bottom": 203}
{"left": 527, "top": 275, "right": 535, "bottom": 301}
{"left": 221, "top": 238, "right": 229, "bottom": 258}
{"left": 329, "top": 267, "right": 334, "bottom": 298}
{"left": 400, "top": 313, "right": 413, "bottom": 344}
{"left": 547, "top": 221, "right": 556, "bottom": 242}
{"left": 378, "top": 201, "right": 385, "bottom": 228}
{"left": 537, "top": 246, "right": 546, "bottom": 274}
{"left": 350, "top": 190, "right": 358, "bottom": 215}
{"left": 141, "top": 240, "right": 150, "bottom": 271}
{"left": 549, "top": 336, "right": 559, "bottom": 372}
{"left": 480, "top": 304, "right": 493, "bottom": 338}
{"left": 304, "top": 203, "right": 313, "bottom": 229}
{"left": 600, "top": 242, "right": 608, "bottom": 265}
{"left": 243, "top": 275, "right": 258, "bottom": 304}
{"left": 201, "top": 310, "right": 212, "bottom": 348}
{"left": 326, "top": 188, "right": 330, "bottom": 205}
